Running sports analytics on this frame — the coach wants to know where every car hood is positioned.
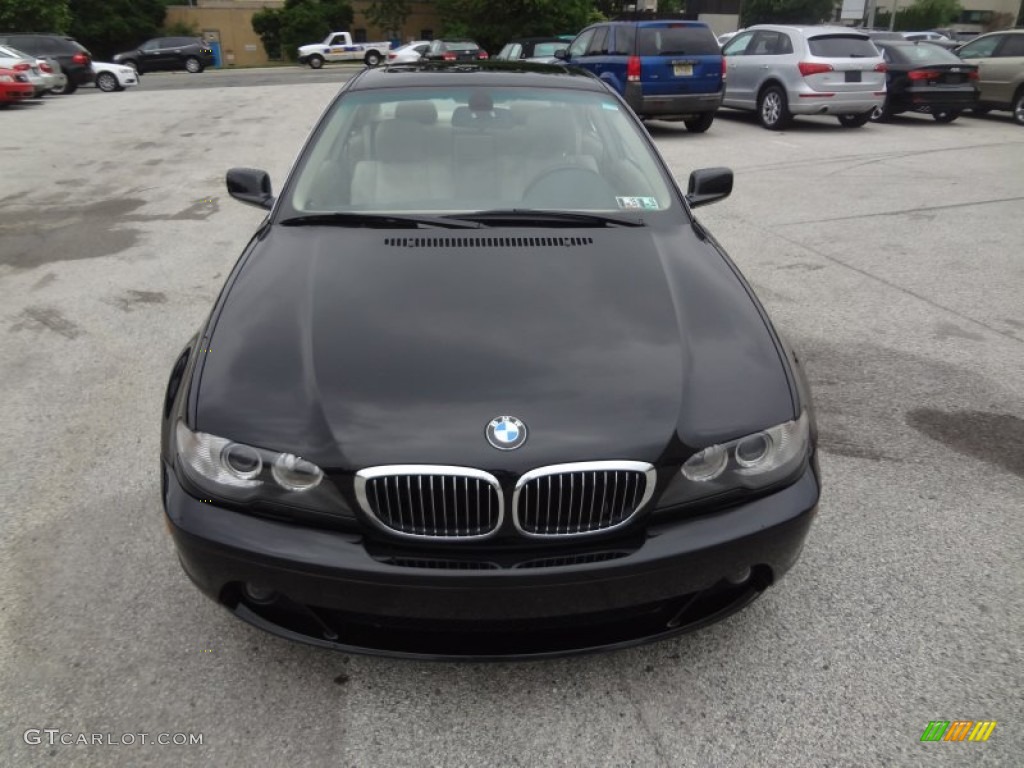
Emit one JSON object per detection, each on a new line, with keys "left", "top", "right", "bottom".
{"left": 195, "top": 224, "right": 795, "bottom": 472}
{"left": 93, "top": 61, "right": 132, "bottom": 75}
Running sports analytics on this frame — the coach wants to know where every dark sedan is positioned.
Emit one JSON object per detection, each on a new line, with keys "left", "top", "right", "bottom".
{"left": 872, "top": 39, "right": 978, "bottom": 122}
{"left": 421, "top": 38, "right": 488, "bottom": 62}
{"left": 161, "top": 62, "right": 820, "bottom": 659}
{"left": 113, "top": 36, "right": 214, "bottom": 74}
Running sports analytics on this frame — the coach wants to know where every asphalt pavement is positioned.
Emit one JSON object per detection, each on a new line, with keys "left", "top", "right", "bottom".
{"left": 0, "top": 75, "right": 1022, "bottom": 767}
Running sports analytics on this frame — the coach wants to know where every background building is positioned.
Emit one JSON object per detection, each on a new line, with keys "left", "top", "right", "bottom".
{"left": 165, "top": 0, "right": 443, "bottom": 68}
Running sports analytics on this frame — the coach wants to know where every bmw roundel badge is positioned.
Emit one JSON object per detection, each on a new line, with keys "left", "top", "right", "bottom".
{"left": 486, "top": 415, "right": 528, "bottom": 450}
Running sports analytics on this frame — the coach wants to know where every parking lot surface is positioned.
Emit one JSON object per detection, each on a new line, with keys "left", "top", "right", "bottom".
{"left": 1, "top": 79, "right": 1022, "bottom": 767}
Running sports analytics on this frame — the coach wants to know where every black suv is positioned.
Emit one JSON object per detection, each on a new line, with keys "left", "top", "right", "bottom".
{"left": 113, "top": 37, "right": 214, "bottom": 74}
{"left": 0, "top": 33, "right": 93, "bottom": 93}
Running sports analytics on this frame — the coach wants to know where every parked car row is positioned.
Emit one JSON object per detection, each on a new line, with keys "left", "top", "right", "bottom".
{"left": 380, "top": 24, "right": 1018, "bottom": 131}
{"left": 0, "top": 31, "right": 214, "bottom": 107}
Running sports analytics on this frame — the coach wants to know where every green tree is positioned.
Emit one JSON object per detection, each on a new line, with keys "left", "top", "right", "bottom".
{"left": 276, "top": 0, "right": 354, "bottom": 61}
{"left": 67, "top": 0, "right": 167, "bottom": 60}
{"left": 365, "top": 0, "right": 412, "bottom": 37}
{"left": 436, "top": 0, "right": 596, "bottom": 52}
{"left": 0, "top": 0, "right": 71, "bottom": 33}
{"left": 740, "top": 0, "right": 836, "bottom": 26}
{"left": 252, "top": 7, "right": 284, "bottom": 59}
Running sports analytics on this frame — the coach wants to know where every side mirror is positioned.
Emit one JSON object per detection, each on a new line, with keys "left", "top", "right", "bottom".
{"left": 554, "top": 48, "right": 569, "bottom": 60}
{"left": 685, "top": 167, "right": 733, "bottom": 209}
{"left": 226, "top": 167, "right": 274, "bottom": 209}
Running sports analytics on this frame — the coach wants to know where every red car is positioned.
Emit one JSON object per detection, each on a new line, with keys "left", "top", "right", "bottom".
{"left": 0, "top": 67, "right": 33, "bottom": 106}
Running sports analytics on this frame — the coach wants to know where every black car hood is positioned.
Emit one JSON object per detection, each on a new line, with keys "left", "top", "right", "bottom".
{"left": 195, "top": 225, "right": 794, "bottom": 472}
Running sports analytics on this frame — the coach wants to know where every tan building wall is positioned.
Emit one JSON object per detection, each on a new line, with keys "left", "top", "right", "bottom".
{"left": 165, "top": 1, "right": 443, "bottom": 68}
{"left": 165, "top": 2, "right": 284, "bottom": 67}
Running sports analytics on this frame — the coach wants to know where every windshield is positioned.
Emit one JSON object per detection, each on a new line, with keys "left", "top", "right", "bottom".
{"left": 638, "top": 25, "right": 719, "bottom": 56}
{"left": 532, "top": 42, "right": 566, "bottom": 57}
{"left": 808, "top": 35, "right": 879, "bottom": 58}
{"left": 286, "top": 86, "right": 675, "bottom": 216}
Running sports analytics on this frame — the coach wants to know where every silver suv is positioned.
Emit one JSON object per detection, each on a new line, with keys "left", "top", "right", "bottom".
{"left": 722, "top": 26, "right": 887, "bottom": 129}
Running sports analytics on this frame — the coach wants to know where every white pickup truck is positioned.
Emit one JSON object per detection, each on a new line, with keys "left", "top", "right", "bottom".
{"left": 297, "top": 32, "right": 392, "bottom": 69}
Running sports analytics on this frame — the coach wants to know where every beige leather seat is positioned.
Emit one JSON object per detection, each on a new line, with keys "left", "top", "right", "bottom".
{"left": 351, "top": 113, "right": 454, "bottom": 208}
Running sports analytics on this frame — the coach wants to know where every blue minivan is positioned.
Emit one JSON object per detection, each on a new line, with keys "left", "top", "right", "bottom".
{"left": 559, "top": 20, "right": 725, "bottom": 132}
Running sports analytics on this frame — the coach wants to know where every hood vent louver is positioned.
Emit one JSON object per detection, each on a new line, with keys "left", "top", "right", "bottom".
{"left": 384, "top": 236, "right": 593, "bottom": 249}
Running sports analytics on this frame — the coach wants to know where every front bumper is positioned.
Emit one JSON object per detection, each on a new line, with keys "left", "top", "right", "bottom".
{"left": 162, "top": 460, "right": 819, "bottom": 659}
{"left": 624, "top": 84, "right": 724, "bottom": 118}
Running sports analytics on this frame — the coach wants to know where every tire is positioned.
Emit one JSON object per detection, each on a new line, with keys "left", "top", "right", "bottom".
{"left": 931, "top": 109, "right": 960, "bottom": 123}
{"left": 96, "top": 71, "right": 118, "bottom": 92}
{"left": 1013, "top": 89, "right": 1024, "bottom": 126}
{"left": 683, "top": 111, "right": 715, "bottom": 133}
{"left": 870, "top": 100, "right": 893, "bottom": 123}
{"left": 837, "top": 111, "right": 872, "bottom": 128}
{"left": 50, "top": 79, "right": 77, "bottom": 95}
{"left": 758, "top": 85, "right": 791, "bottom": 130}
{"left": 184, "top": 56, "right": 203, "bottom": 74}
{"left": 308, "top": 54, "right": 324, "bottom": 70}
{"left": 364, "top": 51, "right": 382, "bottom": 67}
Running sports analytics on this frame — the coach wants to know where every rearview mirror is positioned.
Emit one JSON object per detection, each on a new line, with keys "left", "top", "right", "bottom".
{"left": 554, "top": 48, "right": 569, "bottom": 60}
{"left": 226, "top": 167, "right": 274, "bottom": 210}
{"left": 685, "top": 167, "right": 733, "bottom": 209}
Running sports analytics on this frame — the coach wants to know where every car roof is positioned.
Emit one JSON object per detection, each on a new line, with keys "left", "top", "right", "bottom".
{"left": 355, "top": 62, "right": 604, "bottom": 91}
{"left": 505, "top": 37, "right": 570, "bottom": 44}
{"left": 747, "top": 24, "right": 871, "bottom": 36}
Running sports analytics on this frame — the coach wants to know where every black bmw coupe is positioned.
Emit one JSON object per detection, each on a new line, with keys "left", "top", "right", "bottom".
{"left": 161, "top": 62, "right": 820, "bottom": 659}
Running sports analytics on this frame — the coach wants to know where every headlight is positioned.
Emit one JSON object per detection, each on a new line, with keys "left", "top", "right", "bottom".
{"left": 175, "top": 422, "right": 351, "bottom": 519}
{"left": 0, "top": 75, "right": 13, "bottom": 83}
{"left": 657, "top": 412, "right": 810, "bottom": 509}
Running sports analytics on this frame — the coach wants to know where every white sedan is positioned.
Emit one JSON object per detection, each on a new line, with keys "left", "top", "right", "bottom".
{"left": 386, "top": 41, "right": 430, "bottom": 64}
{"left": 92, "top": 61, "right": 138, "bottom": 92}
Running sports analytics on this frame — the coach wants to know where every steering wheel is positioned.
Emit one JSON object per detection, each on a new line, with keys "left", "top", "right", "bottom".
{"left": 521, "top": 166, "right": 617, "bottom": 208}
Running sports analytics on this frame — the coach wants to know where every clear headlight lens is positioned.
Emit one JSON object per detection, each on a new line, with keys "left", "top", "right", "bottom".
{"left": 175, "top": 422, "right": 350, "bottom": 518}
{"left": 660, "top": 412, "right": 810, "bottom": 509}
{"left": 272, "top": 453, "right": 322, "bottom": 491}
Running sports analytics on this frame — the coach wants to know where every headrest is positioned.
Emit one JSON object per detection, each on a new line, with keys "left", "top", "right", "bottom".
{"left": 374, "top": 119, "right": 427, "bottom": 163}
{"left": 468, "top": 90, "right": 494, "bottom": 112}
{"left": 395, "top": 100, "right": 438, "bottom": 124}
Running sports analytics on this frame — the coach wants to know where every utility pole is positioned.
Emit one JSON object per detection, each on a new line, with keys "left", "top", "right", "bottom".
{"left": 866, "top": 0, "right": 877, "bottom": 28}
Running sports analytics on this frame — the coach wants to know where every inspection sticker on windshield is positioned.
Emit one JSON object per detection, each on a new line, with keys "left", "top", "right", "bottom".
{"left": 617, "top": 196, "right": 659, "bottom": 210}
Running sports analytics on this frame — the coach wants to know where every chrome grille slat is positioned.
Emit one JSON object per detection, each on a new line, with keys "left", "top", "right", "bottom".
{"left": 513, "top": 461, "right": 655, "bottom": 538}
{"left": 356, "top": 466, "right": 502, "bottom": 540}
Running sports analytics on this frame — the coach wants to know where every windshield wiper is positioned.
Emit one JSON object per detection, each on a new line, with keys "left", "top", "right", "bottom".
{"left": 279, "top": 212, "right": 482, "bottom": 229}
{"left": 448, "top": 209, "right": 645, "bottom": 227}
